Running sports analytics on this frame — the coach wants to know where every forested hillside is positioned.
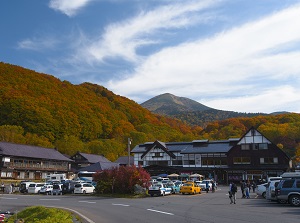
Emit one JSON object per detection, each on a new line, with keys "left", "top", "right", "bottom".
{"left": 0, "top": 62, "right": 299, "bottom": 164}
{"left": 0, "top": 62, "right": 201, "bottom": 160}
{"left": 200, "top": 114, "right": 300, "bottom": 159}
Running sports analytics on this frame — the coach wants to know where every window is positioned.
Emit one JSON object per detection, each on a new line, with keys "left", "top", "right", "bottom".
{"left": 252, "top": 143, "right": 259, "bottom": 150}
{"left": 259, "top": 143, "right": 268, "bottom": 150}
{"left": 260, "top": 157, "right": 278, "bottom": 164}
{"left": 152, "top": 152, "right": 163, "bottom": 158}
{"left": 282, "top": 180, "right": 294, "bottom": 188}
{"left": 233, "top": 157, "right": 251, "bottom": 164}
{"left": 241, "top": 144, "right": 250, "bottom": 150}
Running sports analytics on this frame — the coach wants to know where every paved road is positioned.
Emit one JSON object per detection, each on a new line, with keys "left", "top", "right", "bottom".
{"left": 0, "top": 186, "right": 299, "bottom": 223}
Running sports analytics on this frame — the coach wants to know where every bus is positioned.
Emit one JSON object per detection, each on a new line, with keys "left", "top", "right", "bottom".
{"left": 77, "top": 171, "right": 96, "bottom": 182}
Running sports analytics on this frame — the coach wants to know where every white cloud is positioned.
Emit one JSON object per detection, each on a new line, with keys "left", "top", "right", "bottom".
{"left": 76, "top": 0, "right": 221, "bottom": 64}
{"left": 107, "top": 4, "right": 300, "bottom": 113}
{"left": 17, "top": 37, "right": 58, "bottom": 51}
{"left": 202, "top": 86, "right": 300, "bottom": 113}
{"left": 49, "top": 0, "right": 92, "bottom": 17}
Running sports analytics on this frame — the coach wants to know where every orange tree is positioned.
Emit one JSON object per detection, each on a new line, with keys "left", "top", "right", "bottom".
{"left": 93, "top": 165, "right": 151, "bottom": 194}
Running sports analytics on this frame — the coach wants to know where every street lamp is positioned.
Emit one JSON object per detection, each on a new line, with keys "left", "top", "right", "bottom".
{"left": 128, "top": 138, "right": 132, "bottom": 166}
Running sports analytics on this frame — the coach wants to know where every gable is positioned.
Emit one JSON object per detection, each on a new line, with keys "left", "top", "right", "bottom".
{"left": 238, "top": 128, "right": 271, "bottom": 145}
{"left": 141, "top": 140, "right": 176, "bottom": 159}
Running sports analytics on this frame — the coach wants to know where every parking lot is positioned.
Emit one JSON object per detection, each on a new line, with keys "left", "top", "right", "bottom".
{"left": 1, "top": 185, "right": 299, "bottom": 223}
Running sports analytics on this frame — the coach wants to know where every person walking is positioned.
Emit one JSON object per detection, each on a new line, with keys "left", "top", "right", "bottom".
{"left": 205, "top": 180, "right": 209, "bottom": 193}
{"left": 229, "top": 182, "right": 237, "bottom": 204}
{"left": 241, "top": 180, "right": 246, "bottom": 198}
{"left": 252, "top": 181, "right": 257, "bottom": 193}
{"left": 211, "top": 180, "right": 215, "bottom": 193}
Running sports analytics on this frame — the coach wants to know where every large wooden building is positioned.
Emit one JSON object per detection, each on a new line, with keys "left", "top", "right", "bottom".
{"left": 0, "top": 142, "right": 73, "bottom": 180}
{"left": 131, "top": 127, "right": 291, "bottom": 184}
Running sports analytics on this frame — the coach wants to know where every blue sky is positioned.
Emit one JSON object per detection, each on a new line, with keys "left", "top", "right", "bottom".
{"left": 1, "top": 0, "right": 300, "bottom": 113}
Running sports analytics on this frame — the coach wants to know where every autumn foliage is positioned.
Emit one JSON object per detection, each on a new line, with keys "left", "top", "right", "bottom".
{"left": 0, "top": 62, "right": 300, "bottom": 165}
{"left": 93, "top": 165, "right": 151, "bottom": 194}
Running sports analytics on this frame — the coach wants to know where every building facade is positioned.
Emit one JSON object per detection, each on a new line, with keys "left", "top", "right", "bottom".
{"left": 131, "top": 127, "right": 291, "bottom": 184}
{"left": 0, "top": 142, "right": 72, "bottom": 180}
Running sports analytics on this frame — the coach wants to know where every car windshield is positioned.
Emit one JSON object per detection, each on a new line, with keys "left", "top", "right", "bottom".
{"left": 184, "top": 183, "right": 193, "bottom": 186}
{"left": 75, "top": 184, "right": 82, "bottom": 188}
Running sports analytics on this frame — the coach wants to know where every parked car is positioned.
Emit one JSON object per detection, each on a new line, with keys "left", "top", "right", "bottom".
{"left": 266, "top": 180, "right": 282, "bottom": 202}
{"left": 148, "top": 183, "right": 172, "bottom": 197}
{"left": 74, "top": 183, "right": 95, "bottom": 194}
{"left": 39, "top": 185, "right": 53, "bottom": 195}
{"left": 275, "top": 178, "right": 300, "bottom": 206}
{"left": 165, "top": 181, "right": 180, "bottom": 194}
{"left": 27, "top": 183, "right": 45, "bottom": 194}
{"left": 19, "top": 181, "right": 36, "bottom": 193}
{"left": 180, "top": 181, "right": 201, "bottom": 195}
{"left": 52, "top": 184, "right": 63, "bottom": 195}
{"left": 199, "top": 180, "right": 212, "bottom": 191}
{"left": 256, "top": 183, "right": 268, "bottom": 198}
{"left": 62, "top": 180, "right": 76, "bottom": 194}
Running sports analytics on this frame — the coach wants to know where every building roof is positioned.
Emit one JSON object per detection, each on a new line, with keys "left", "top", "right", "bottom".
{"left": 73, "top": 152, "right": 111, "bottom": 163}
{"left": 77, "top": 161, "right": 119, "bottom": 172}
{"left": 131, "top": 139, "right": 239, "bottom": 154}
{"left": 115, "top": 156, "right": 134, "bottom": 165}
{"left": 0, "top": 141, "right": 72, "bottom": 161}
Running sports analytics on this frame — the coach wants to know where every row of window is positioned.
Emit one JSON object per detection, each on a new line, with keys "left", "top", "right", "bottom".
{"left": 241, "top": 143, "right": 268, "bottom": 150}
{"left": 233, "top": 157, "right": 278, "bottom": 164}
{"left": 137, "top": 157, "right": 278, "bottom": 166}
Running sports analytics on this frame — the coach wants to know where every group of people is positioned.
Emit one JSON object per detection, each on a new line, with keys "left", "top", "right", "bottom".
{"left": 228, "top": 180, "right": 257, "bottom": 204}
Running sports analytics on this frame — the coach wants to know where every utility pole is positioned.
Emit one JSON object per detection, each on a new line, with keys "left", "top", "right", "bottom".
{"left": 128, "top": 138, "right": 131, "bottom": 166}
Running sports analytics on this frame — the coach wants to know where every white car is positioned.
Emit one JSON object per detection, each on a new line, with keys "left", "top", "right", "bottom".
{"left": 28, "top": 183, "right": 45, "bottom": 194}
{"left": 148, "top": 183, "right": 172, "bottom": 196}
{"left": 74, "top": 183, "right": 95, "bottom": 194}
{"left": 256, "top": 183, "right": 268, "bottom": 198}
{"left": 39, "top": 185, "right": 53, "bottom": 195}
{"left": 199, "top": 180, "right": 212, "bottom": 191}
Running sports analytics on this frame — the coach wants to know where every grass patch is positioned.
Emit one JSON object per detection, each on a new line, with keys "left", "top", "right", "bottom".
{"left": 5, "top": 206, "right": 80, "bottom": 223}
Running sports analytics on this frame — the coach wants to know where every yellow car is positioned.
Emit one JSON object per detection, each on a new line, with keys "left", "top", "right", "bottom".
{"left": 180, "top": 181, "right": 201, "bottom": 195}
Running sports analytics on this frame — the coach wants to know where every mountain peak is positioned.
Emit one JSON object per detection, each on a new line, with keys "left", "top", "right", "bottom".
{"left": 141, "top": 93, "right": 212, "bottom": 115}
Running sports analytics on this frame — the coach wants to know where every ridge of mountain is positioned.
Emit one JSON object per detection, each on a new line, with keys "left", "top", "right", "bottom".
{"left": 140, "top": 93, "right": 270, "bottom": 126}
{"left": 141, "top": 93, "right": 212, "bottom": 115}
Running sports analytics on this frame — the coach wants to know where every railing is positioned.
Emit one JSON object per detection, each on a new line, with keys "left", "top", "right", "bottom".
{"left": 3, "top": 162, "right": 68, "bottom": 171}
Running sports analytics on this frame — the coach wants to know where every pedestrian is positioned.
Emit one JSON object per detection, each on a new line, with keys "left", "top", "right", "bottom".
{"left": 211, "top": 180, "right": 215, "bottom": 193}
{"left": 241, "top": 180, "right": 246, "bottom": 198}
{"left": 245, "top": 185, "right": 250, "bottom": 198}
{"left": 229, "top": 182, "right": 237, "bottom": 204}
{"left": 252, "top": 181, "right": 256, "bottom": 193}
{"left": 205, "top": 180, "right": 209, "bottom": 193}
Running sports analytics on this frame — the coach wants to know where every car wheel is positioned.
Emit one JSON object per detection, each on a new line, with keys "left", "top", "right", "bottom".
{"left": 162, "top": 192, "right": 165, "bottom": 196}
{"left": 262, "top": 192, "right": 266, "bottom": 199}
{"left": 193, "top": 191, "right": 196, "bottom": 195}
{"left": 289, "top": 195, "right": 300, "bottom": 207}
{"left": 83, "top": 190, "right": 86, "bottom": 194}
{"left": 150, "top": 194, "right": 154, "bottom": 197}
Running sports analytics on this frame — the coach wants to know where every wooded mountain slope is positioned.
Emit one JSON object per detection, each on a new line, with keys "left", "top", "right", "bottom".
{"left": 0, "top": 62, "right": 299, "bottom": 163}
{"left": 0, "top": 62, "right": 201, "bottom": 160}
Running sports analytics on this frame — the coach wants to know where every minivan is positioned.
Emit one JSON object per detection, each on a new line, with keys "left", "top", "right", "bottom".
{"left": 19, "top": 181, "right": 36, "bottom": 193}
{"left": 28, "top": 183, "right": 45, "bottom": 194}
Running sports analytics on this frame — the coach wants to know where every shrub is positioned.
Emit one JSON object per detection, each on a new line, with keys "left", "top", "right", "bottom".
{"left": 94, "top": 165, "right": 150, "bottom": 194}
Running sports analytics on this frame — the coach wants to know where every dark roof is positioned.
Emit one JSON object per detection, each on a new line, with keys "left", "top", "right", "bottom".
{"left": 0, "top": 142, "right": 72, "bottom": 161}
{"left": 132, "top": 139, "right": 239, "bottom": 154}
{"left": 74, "top": 152, "right": 111, "bottom": 163}
{"left": 115, "top": 156, "right": 134, "bottom": 165}
{"left": 77, "top": 161, "right": 119, "bottom": 172}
